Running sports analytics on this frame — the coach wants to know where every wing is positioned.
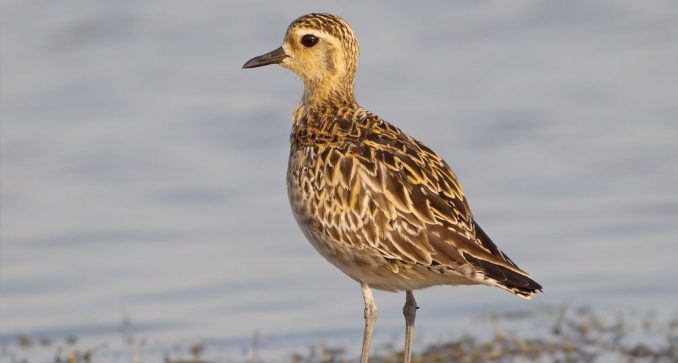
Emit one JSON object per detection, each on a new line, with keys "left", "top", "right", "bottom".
{"left": 340, "top": 118, "right": 541, "bottom": 296}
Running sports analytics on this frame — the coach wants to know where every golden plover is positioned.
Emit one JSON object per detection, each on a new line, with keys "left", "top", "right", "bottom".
{"left": 243, "top": 13, "right": 542, "bottom": 363}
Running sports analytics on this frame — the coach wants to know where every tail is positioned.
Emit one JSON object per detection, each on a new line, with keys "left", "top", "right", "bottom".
{"left": 462, "top": 221, "right": 542, "bottom": 299}
{"left": 463, "top": 252, "right": 543, "bottom": 299}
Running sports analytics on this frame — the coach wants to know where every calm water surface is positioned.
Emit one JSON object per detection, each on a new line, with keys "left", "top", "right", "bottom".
{"left": 2, "top": 0, "right": 677, "bottom": 361}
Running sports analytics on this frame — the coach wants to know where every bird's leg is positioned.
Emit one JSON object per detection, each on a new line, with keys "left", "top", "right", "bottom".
{"left": 359, "top": 283, "right": 377, "bottom": 363}
{"left": 403, "top": 290, "right": 417, "bottom": 363}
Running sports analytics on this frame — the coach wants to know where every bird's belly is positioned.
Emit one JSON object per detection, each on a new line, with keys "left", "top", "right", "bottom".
{"left": 294, "top": 217, "right": 474, "bottom": 291}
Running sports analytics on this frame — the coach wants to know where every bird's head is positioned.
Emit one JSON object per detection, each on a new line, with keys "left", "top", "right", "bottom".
{"left": 243, "top": 13, "right": 360, "bottom": 103}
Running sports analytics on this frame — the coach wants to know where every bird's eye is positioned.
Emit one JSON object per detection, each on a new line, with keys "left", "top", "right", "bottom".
{"left": 301, "top": 34, "right": 319, "bottom": 47}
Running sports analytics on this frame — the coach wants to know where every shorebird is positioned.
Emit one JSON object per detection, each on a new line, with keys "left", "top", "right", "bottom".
{"left": 243, "top": 13, "right": 542, "bottom": 363}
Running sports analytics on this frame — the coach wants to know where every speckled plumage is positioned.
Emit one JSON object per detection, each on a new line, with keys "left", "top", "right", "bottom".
{"left": 244, "top": 12, "right": 541, "bottom": 362}
{"left": 288, "top": 105, "right": 541, "bottom": 295}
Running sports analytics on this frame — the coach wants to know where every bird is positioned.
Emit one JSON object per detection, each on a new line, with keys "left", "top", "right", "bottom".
{"left": 243, "top": 13, "right": 542, "bottom": 363}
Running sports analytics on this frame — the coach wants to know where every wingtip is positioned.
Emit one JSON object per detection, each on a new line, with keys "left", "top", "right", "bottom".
{"left": 512, "top": 283, "right": 543, "bottom": 300}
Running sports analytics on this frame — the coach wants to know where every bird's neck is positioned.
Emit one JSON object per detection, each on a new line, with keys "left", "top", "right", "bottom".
{"left": 295, "top": 82, "right": 359, "bottom": 125}
{"left": 292, "top": 86, "right": 369, "bottom": 144}
{"left": 300, "top": 71, "right": 357, "bottom": 109}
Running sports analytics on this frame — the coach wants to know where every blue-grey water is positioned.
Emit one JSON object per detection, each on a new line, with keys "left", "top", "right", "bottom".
{"left": 2, "top": 0, "right": 678, "bottom": 361}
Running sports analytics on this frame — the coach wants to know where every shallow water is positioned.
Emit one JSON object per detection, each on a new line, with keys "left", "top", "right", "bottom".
{"left": 2, "top": 0, "right": 678, "bottom": 361}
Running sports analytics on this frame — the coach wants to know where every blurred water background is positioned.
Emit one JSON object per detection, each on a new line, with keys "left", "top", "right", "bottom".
{"left": 2, "top": 0, "right": 677, "bottom": 361}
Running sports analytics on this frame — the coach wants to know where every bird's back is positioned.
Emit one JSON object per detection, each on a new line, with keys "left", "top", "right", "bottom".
{"left": 287, "top": 103, "right": 542, "bottom": 297}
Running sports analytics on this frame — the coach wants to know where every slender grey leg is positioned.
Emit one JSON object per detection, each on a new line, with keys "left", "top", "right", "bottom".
{"left": 403, "top": 290, "right": 417, "bottom": 363}
{"left": 359, "top": 283, "right": 377, "bottom": 363}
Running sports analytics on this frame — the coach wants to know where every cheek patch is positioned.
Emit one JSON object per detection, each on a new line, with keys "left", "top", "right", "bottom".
{"left": 324, "top": 48, "right": 336, "bottom": 74}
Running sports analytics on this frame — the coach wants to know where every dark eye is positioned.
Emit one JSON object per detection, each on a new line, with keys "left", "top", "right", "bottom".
{"left": 301, "top": 34, "right": 319, "bottom": 47}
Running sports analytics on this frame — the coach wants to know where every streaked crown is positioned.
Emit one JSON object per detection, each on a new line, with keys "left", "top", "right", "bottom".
{"left": 285, "top": 13, "right": 360, "bottom": 65}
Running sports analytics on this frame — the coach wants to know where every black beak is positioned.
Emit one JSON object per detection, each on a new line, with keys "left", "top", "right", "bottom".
{"left": 242, "top": 47, "right": 288, "bottom": 69}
